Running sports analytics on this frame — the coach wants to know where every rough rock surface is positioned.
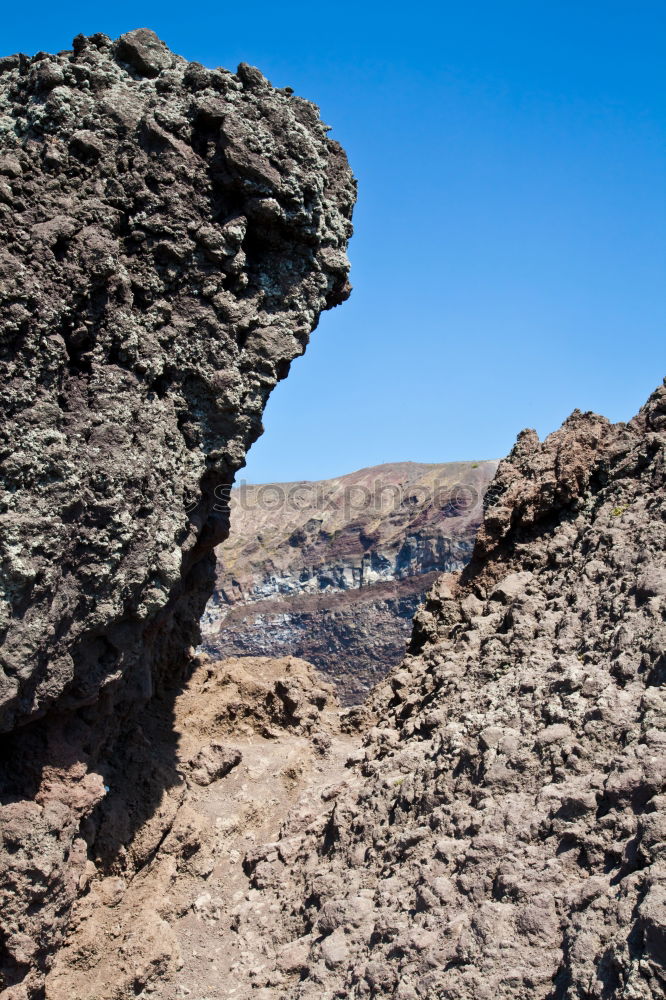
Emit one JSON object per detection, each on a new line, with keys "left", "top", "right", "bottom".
{"left": 228, "top": 383, "right": 663, "bottom": 1000}
{"left": 202, "top": 461, "right": 497, "bottom": 702}
{"left": 41, "top": 385, "right": 665, "bottom": 1000}
{"left": 0, "top": 29, "right": 354, "bottom": 996}
{"left": 187, "top": 385, "right": 662, "bottom": 999}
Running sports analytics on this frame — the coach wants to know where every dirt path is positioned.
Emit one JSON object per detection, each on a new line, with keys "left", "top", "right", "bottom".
{"left": 44, "top": 657, "right": 360, "bottom": 1000}
{"left": 163, "top": 729, "right": 355, "bottom": 1000}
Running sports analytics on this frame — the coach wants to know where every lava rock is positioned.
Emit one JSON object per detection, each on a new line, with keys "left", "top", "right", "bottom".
{"left": 0, "top": 29, "right": 354, "bottom": 997}
{"left": 114, "top": 28, "right": 174, "bottom": 78}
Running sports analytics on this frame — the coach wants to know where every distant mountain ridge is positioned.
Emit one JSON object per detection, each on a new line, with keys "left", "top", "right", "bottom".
{"left": 201, "top": 460, "right": 498, "bottom": 701}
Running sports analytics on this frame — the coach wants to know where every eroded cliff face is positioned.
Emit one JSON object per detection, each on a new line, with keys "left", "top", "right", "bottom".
{"left": 202, "top": 461, "right": 497, "bottom": 701}
{"left": 0, "top": 29, "right": 354, "bottom": 997}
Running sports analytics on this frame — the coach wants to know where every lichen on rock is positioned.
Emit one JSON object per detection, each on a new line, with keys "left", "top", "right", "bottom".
{"left": 0, "top": 28, "right": 354, "bottom": 996}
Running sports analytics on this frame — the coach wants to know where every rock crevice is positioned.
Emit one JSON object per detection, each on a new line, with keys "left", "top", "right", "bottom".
{"left": 33, "top": 385, "right": 665, "bottom": 1000}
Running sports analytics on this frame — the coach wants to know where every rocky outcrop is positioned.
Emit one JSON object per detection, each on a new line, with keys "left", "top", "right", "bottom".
{"left": 0, "top": 29, "right": 354, "bottom": 996}
{"left": 1, "top": 28, "right": 663, "bottom": 1000}
{"left": 30, "top": 386, "right": 665, "bottom": 1000}
{"left": 203, "top": 385, "right": 663, "bottom": 998}
{"left": 207, "top": 575, "right": 434, "bottom": 705}
{"left": 202, "top": 461, "right": 497, "bottom": 701}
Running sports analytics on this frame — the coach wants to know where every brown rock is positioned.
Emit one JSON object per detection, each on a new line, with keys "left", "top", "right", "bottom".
{"left": 218, "top": 382, "right": 666, "bottom": 1000}
{"left": 202, "top": 460, "right": 497, "bottom": 702}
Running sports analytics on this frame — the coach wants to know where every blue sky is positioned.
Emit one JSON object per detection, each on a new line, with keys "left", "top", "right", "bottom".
{"left": 6, "top": 2, "right": 665, "bottom": 482}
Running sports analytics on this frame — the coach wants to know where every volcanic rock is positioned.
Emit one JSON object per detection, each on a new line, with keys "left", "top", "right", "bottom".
{"left": 219, "top": 384, "right": 666, "bottom": 999}
{"left": 38, "top": 388, "right": 666, "bottom": 1000}
{"left": 44, "top": 653, "right": 344, "bottom": 1000}
{"left": 0, "top": 29, "right": 354, "bottom": 996}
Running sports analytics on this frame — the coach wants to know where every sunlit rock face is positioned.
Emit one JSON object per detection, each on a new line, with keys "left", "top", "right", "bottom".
{"left": 0, "top": 29, "right": 354, "bottom": 996}
{"left": 222, "top": 385, "right": 666, "bottom": 999}
{"left": 201, "top": 460, "right": 498, "bottom": 701}
{"left": 25, "top": 389, "right": 665, "bottom": 1000}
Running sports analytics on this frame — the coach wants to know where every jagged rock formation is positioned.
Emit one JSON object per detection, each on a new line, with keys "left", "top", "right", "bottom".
{"left": 0, "top": 28, "right": 663, "bottom": 1000}
{"left": 40, "top": 385, "right": 666, "bottom": 1000}
{"left": 0, "top": 29, "right": 354, "bottom": 997}
{"left": 224, "top": 383, "right": 663, "bottom": 999}
{"left": 202, "top": 461, "right": 497, "bottom": 701}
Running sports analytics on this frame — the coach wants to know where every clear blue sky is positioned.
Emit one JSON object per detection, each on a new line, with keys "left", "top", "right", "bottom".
{"left": 6, "top": 2, "right": 665, "bottom": 482}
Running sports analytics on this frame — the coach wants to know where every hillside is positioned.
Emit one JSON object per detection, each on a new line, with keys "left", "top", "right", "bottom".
{"left": 202, "top": 460, "right": 498, "bottom": 701}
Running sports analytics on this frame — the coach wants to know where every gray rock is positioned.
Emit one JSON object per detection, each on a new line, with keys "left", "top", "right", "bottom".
{"left": 114, "top": 28, "right": 174, "bottom": 78}
{"left": 227, "top": 382, "right": 666, "bottom": 1000}
{"left": 0, "top": 29, "right": 354, "bottom": 997}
